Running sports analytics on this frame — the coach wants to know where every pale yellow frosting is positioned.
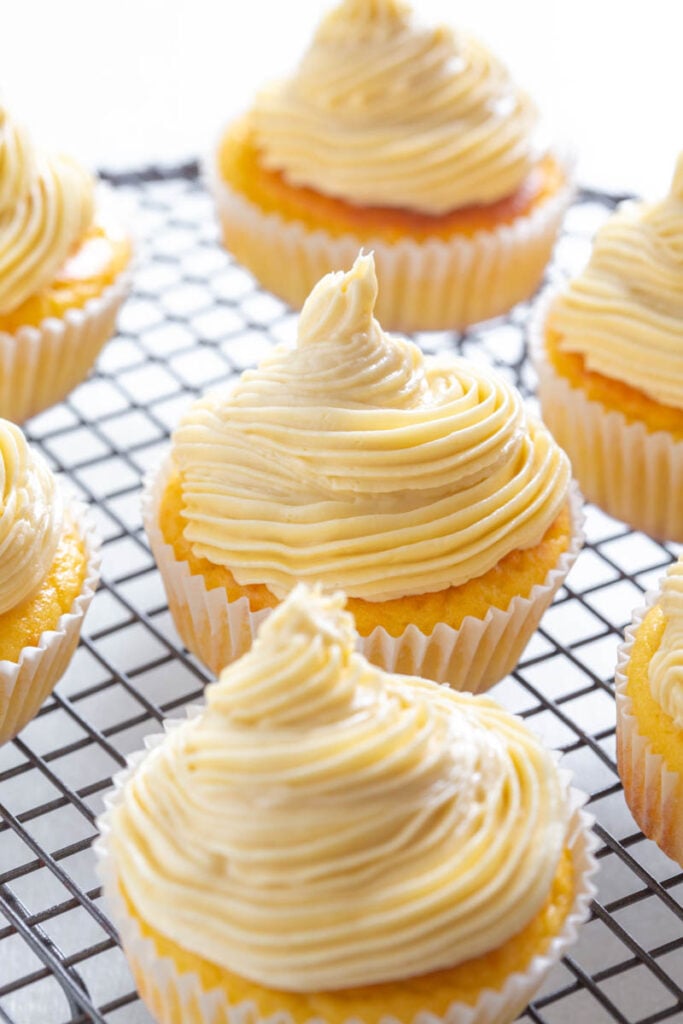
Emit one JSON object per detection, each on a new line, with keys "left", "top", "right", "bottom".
{"left": 111, "top": 585, "right": 570, "bottom": 992}
{"left": 173, "top": 253, "right": 570, "bottom": 602}
{"left": 548, "top": 153, "right": 683, "bottom": 409}
{"left": 0, "top": 104, "right": 95, "bottom": 316}
{"left": 0, "top": 418, "right": 63, "bottom": 615}
{"left": 249, "top": 0, "right": 539, "bottom": 214}
{"left": 649, "top": 558, "right": 683, "bottom": 729}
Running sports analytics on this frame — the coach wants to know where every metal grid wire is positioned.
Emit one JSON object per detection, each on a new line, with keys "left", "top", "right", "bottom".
{"left": 0, "top": 166, "right": 681, "bottom": 1024}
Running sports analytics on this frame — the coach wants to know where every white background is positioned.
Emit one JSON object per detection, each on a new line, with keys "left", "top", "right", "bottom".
{"left": 2, "top": 0, "right": 681, "bottom": 198}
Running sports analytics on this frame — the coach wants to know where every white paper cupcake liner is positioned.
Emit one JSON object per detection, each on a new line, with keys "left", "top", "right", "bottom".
{"left": 530, "top": 287, "right": 683, "bottom": 542}
{"left": 95, "top": 731, "right": 597, "bottom": 1024}
{"left": 0, "top": 257, "right": 131, "bottom": 425}
{"left": 208, "top": 149, "right": 574, "bottom": 333}
{"left": 615, "top": 592, "right": 683, "bottom": 867}
{"left": 142, "top": 457, "right": 584, "bottom": 692}
{"left": 0, "top": 498, "right": 101, "bottom": 745}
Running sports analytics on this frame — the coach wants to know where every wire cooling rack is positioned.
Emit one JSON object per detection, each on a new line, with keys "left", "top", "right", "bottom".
{"left": 0, "top": 166, "right": 681, "bottom": 1024}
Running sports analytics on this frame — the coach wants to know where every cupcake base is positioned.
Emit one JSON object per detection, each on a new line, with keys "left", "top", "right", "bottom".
{"left": 0, "top": 268, "right": 130, "bottom": 425}
{"left": 97, "top": 734, "right": 597, "bottom": 1024}
{"left": 531, "top": 288, "right": 683, "bottom": 542}
{"left": 615, "top": 597, "right": 683, "bottom": 867}
{"left": 0, "top": 501, "right": 101, "bottom": 745}
{"left": 209, "top": 151, "right": 574, "bottom": 333}
{"left": 143, "top": 460, "right": 583, "bottom": 693}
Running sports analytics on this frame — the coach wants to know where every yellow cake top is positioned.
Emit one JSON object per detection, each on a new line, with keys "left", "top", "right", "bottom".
{"left": 649, "top": 557, "right": 683, "bottom": 729}
{"left": 111, "top": 584, "right": 570, "bottom": 992}
{"left": 248, "top": 0, "right": 539, "bottom": 214}
{"left": 547, "top": 153, "right": 683, "bottom": 409}
{"left": 0, "top": 103, "right": 95, "bottom": 316}
{"left": 0, "top": 417, "right": 63, "bottom": 614}
{"left": 172, "top": 252, "right": 570, "bottom": 602}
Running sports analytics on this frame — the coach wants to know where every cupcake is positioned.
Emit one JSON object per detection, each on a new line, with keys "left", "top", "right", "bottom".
{"left": 532, "top": 153, "right": 683, "bottom": 541}
{"left": 0, "top": 417, "right": 100, "bottom": 745}
{"left": 0, "top": 102, "right": 132, "bottom": 423}
{"left": 144, "top": 252, "right": 582, "bottom": 692}
{"left": 616, "top": 557, "right": 683, "bottom": 867}
{"left": 97, "top": 584, "right": 596, "bottom": 1024}
{"left": 211, "top": 0, "right": 573, "bottom": 332}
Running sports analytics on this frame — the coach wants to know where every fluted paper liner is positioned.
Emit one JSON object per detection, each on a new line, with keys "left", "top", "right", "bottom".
{"left": 0, "top": 499, "right": 101, "bottom": 745}
{"left": 143, "top": 457, "right": 584, "bottom": 692}
{"left": 615, "top": 593, "right": 683, "bottom": 867}
{"left": 530, "top": 287, "right": 683, "bottom": 542}
{"left": 0, "top": 271, "right": 130, "bottom": 425}
{"left": 95, "top": 713, "right": 597, "bottom": 1024}
{"left": 208, "top": 151, "right": 574, "bottom": 333}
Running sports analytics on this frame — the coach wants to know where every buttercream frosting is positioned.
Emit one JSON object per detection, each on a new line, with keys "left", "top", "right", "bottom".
{"left": 0, "top": 104, "right": 95, "bottom": 316}
{"left": 249, "top": 0, "right": 539, "bottom": 214}
{"left": 649, "top": 557, "right": 683, "bottom": 729}
{"left": 0, "top": 418, "right": 63, "bottom": 616}
{"left": 548, "top": 153, "right": 683, "bottom": 409}
{"left": 173, "top": 252, "right": 570, "bottom": 602}
{"left": 111, "top": 584, "right": 570, "bottom": 991}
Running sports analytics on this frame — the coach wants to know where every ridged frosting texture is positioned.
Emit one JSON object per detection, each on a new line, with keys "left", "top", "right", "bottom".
{"left": 0, "top": 103, "right": 95, "bottom": 316}
{"left": 173, "top": 252, "right": 570, "bottom": 602}
{"left": 548, "top": 153, "right": 683, "bottom": 408}
{"left": 649, "top": 558, "right": 683, "bottom": 729}
{"left": 0, "top": 418, "right": 63, "bottom": 615}
{"left": 111, "top": 585, "right": 570, "bottom": 991}
{"left": 249, "top": 0, "right": 539, "bottom": 214}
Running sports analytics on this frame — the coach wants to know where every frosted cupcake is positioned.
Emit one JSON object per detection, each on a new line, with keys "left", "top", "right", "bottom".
{"left": 0, "top": 102, "right": 132, "bottom": 423}
{"left": 532, "top": 153, "right": 683, "bottom": 540}
{"left": 97, "top": 585, "right": 596, "bottom": 1024}
{"left": 211, "top": 0, "right": 572, "bottom": 332}
{"left": 0, "top": 418, "right": 100, "bottom": 744}
{"left": 144, "top": 252, "right": 582, "bottom": 692}
{"left": 616, "top": 558, "right": 683, "bottom": 867}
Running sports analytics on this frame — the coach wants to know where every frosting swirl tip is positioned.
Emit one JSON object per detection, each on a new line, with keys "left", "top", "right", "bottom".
{"left": 320, "top": 0, "right": 411, "bottom": 32}
{"left": 208, "top": 584, "right": 359, "bottom": 729}
{"left": 298, "top": 250, "right": 377, "bottom": 346}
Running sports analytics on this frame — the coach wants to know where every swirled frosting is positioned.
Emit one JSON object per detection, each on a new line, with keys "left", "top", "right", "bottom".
{"left": 0, "top": 418, "right": 63, "bottom": 615}
{"left": 111, "top": 585, "right": 570, "bottom": 991}
{"left": 0, "top": 103, "right": 95, "bottom": 316}
{"left": 548, "top": 153, "right": 683, "bottom": 409}
{"left": 649, "top": 558, "right": 683, "bottom": 729}
{"left": 249, "top": 0, "right": 539, "bottom": 214}
{"left": 173, "top": 252, "right": 570, "bottom": 602}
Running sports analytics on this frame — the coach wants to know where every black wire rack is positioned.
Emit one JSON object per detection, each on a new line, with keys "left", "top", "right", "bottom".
{"left": 0, "top": 167, "right": 681, "bottom": 1024}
